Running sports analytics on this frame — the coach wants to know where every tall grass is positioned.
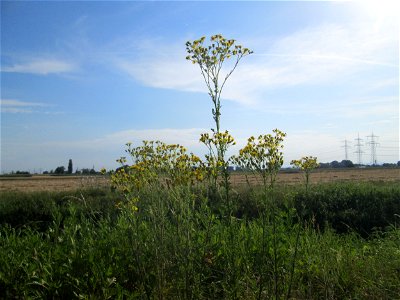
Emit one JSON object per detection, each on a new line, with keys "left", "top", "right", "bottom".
{"left": 293, "top": 181, "right": 400, "bottom": 236}
{"left": 1, "top": 182, "right": 399, "bottom": 298}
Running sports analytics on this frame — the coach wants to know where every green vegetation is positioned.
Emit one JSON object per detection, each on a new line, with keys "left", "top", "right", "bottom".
{"left": 1, "top": 183, "right": 399, "bottom": 299}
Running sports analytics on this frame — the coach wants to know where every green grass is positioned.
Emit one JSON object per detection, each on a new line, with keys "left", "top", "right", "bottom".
{"left": 1, "top": 182, "right": 399, "bottom": 299}
{"left": 293, "top": 182, "right": 400, "bottom": 236}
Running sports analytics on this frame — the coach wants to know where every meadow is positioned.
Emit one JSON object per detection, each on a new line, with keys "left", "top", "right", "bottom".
{"left": 1, "top": 179, "right": 399, "bottom": 299}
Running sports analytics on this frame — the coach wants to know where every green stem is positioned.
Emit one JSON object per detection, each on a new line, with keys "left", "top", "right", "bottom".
{"left": 286, "top": 219, "right": 301, "bottom": 300}
{"left": 272, "top": 192, "right": 278, "bottom": 300}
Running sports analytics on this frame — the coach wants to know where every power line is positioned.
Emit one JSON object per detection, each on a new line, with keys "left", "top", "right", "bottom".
{"left": 354, "top": 133, "right": 364, "bottom": 165}
{"left": 366, "top": 132, "right": 379, "bottom": 165}
{"left": 341, "top": 139, "right": 351, "bottom": 160}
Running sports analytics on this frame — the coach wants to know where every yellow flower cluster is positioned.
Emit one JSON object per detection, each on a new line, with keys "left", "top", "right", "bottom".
{"left": 290, "top": 156, "right": 319, "bottom": 172}
{"left": 290, "top": 156, "right": 318, "bottom": 189}
{"left": 111, "top": 141, "right": 205, "bottom": 203}
{"left": 233, "top": 129, "right": 286, "bottom": 187}
{"left": 185, "top": 34, "right": 252, "bottom": 67}
{"left": 200, "top": 130, "right": 236, "bottom": 180}
{"left": 200, "top": 131, "right": 236, "bottom": 152}
{"left": 115, "top": 196, "right": 140, "bottom": 213}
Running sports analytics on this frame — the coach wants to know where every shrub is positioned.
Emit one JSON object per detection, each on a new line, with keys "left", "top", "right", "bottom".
{"left": 294, "top": 182, "right": 400, "bottom": 236}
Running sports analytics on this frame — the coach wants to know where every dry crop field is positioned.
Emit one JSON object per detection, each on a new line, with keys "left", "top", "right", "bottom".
{"left": 1, "top": 167, "right": 399, "bottom": 192}
{"left": 231, "top": 167, "right": 400, "bottom": 186}
{"left": 0, "top": 175, "right": 110, "bottom": 192}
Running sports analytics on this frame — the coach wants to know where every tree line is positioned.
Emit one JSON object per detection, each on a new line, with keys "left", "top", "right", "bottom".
{"left": 43, "top": 159, "right": 99, "bottom": 175}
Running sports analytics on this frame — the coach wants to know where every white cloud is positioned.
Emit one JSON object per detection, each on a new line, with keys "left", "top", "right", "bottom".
{"left": 284, "top": 131, "right": 342, "bottom": 163}
{"left": 117, "top": 59, "right": 203, "bottom": 93}
{"left": 2, "top": 107, "right": 34, "bottom": 114}
{"left": 315, "top": 96, "right": 397, "bottom": 118}
{"left": 114, "top": 22, "right": 397, "bottom": 108}
{"left": 45, "top": 128, "right": 207, "bottom": 152}
{"left": 366, "top": 78, "right": 399, "bottom": 91}
{"left": 337, "top": 97, "right": 398, "bottom": 118}
{"left": 1, "top": 99, "right": 54, "bottom": 114}
{"left": 1, "top": 99, "right": 47, "bottom": 107}
{"left": 104, "top": 128, "right": 207, "bottom": 149}
{"left": 2, "top": 99, "right": 40, "bottom": 113}
{"left": 2, "top": 59, "right": 76, "bottom": 75}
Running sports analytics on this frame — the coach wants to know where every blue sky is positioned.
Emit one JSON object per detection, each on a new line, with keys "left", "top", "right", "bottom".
{"left": 1, "top": 0, "right": 399, "bottom": 173}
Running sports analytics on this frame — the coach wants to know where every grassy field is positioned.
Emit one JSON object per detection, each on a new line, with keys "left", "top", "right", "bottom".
{"left": 1, "top": 167, "right": 399, "bottom": 192}
{"left": 1, "top": 179, "right": 399, "bottom": 299}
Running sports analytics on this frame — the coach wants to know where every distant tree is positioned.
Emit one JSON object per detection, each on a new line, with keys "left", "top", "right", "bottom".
{"left": 16, "top": 171, "right": 30, "bottom": 175}
{"left": 319, "top": 162, "right": 330, "bottom": 169}
{"left": 79, "top": 168, "right": 97, "bottom": 175}
{"left": 382, "top": 163, "right": 396, "bottom": 168}
{"left": 43, "top": 171, "right": 49, "bottom": 174}
{"left": 330, "top": 160, "right": 341, "bottom": 168}
{"left": 54, "top": 166, "right": 65, "bottom": 174}
{"left": 81, "top": 168, "right": 96, "bottom": 175}
{"left": 398, "top": 161, "right": 400, "bottom": 167}
{"left": 340, "top": 160, "right": 354, "bottom": 168}
{"left": 67, "top": 159, "right": 73, "bottom": 174}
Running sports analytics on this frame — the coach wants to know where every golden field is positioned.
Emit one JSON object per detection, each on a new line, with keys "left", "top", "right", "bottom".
{"left": 230, "top": 167, "right": 400, "bottom": 186}
{"left": 0, "top": 175, "right": 110, "bottom": 192}
{"left": 1, "top": 167, "right": 399, "bottom": 192}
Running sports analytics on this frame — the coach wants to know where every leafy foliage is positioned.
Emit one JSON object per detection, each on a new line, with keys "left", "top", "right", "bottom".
{"left": 67, "top": 159, "right": 73, "bottom": 174}
{"left": 54, "top": 166, "right": 65, "bottom": 174}
{"left": 294, "top": 182, "right": 400, "bottom": 236}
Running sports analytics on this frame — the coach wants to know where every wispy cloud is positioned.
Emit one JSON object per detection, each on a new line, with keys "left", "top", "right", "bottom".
{"left": 114, "top": 22, "right": 397, "bottom": 107}
{"left": 2, "top": 58, "right": 76, "bottom": 75}
{"left": 284, "top": 131, "right": 342, "bottom": 163}
{"left": 37, "top": 127, "right": 345, "bottom": 167}
{"left": 1, "top": 99, "right": 57, "bottom": 114}
{"left": 34, "top": 128, "right": 208, "bottom": 169}
{"left": 366, "top": 78, "right": 399, "bottom": 91}
{"left": 117, "top": 59, "right": 203, "bottom": 93}
{"left": 297, "top": 96, "right": 398, "bottom": 121}
{"left": 104, "top": 128, "right": 207, "bottom": 150}
{"left": 46, "top": 128, "right": 207, "bottom": 151}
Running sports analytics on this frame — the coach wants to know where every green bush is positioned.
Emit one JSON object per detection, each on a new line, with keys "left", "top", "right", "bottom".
{"left": 294, "top": 182, "right": 400, "bottom": 236}
{"left": 0, "top": 189, "right": 122, "bottom": 231}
